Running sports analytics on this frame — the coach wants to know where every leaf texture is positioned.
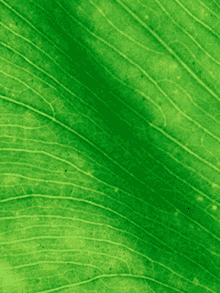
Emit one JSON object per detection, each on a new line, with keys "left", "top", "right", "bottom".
{"left": 0, "top": 0, "right": 220, "bottom": 292}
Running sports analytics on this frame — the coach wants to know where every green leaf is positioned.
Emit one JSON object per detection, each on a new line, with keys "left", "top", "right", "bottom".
{"left": 0, "top": 0, "right": 220, "bottom": 292}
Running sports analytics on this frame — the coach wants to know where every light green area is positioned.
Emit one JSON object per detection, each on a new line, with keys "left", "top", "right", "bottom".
{"left": 0, "top": 0, "right": 220, "bottom": 292}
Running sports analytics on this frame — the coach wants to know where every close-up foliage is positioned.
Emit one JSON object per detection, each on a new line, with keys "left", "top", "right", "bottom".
{"left": 0, "top": 0, "right": 220, "bottom": 292}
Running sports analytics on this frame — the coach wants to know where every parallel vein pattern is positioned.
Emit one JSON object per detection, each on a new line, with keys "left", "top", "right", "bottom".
{"left": 0, "top": 0, "right": 220, "bottom": 292}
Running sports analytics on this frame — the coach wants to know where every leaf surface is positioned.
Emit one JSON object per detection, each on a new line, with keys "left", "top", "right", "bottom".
{"left": 0, "top": 0, "right": 220, "bottom": 292}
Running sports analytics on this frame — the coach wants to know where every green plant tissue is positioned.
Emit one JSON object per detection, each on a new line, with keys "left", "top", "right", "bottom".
{"left": 0, "top": 0, "right": 220, "bottom": 292}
